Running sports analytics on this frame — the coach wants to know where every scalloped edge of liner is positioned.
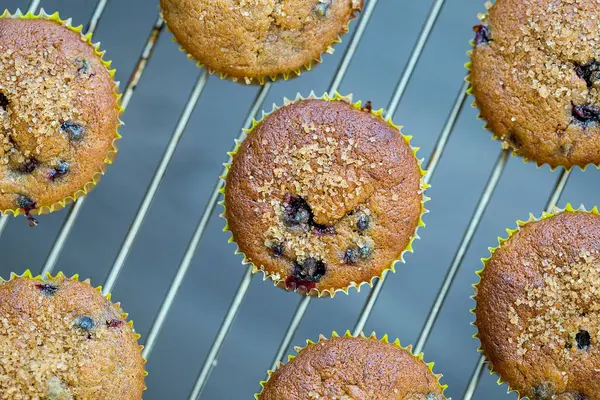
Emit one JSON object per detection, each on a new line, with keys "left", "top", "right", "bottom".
{"left": 160, "top": 2, "right": 363, "bottom": 85}
{"left": 219, "top": 91, "right": 430, "bottom": 298}
{"left": 0, "top": 8, "right": 123, "bottom": 218}
{"left": 470, "top": 203, "right": 600, "bottom": 399}
{"left": 464, "top": 2, "right": 600, "bottom": 172}
{"left": 254, "top": 330, "right": 449, "bottom": 399}
{"left": 0, "top": 269, "right": 148, "bottom": 392}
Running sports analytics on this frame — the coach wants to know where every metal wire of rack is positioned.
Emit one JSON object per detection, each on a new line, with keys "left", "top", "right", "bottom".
{"left": 2, "top": 0, "right": 577, "bottom": 399}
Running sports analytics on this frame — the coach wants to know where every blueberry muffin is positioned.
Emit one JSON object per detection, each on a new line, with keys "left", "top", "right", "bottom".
{"left": 469, "top": 0, "right": 600, "bottom": 169}
{"left": 475, "top": 208, "right": 600, "bottom": 399}
{"left": 257, "top": 334, "right": 447, "bottom": 399}
{"left": 160, "top": 0, "right": 363, "bottom": 84}
{"left": 224, "top": 96, "right": 426, "bottom": 296}
{"left": 0, "top": 15, "right": 120, "bottom": 225}
{"left": 0, "top": 272, "right": 145, "bottom": 399}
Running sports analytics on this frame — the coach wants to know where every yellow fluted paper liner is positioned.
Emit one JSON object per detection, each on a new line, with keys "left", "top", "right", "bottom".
{"left": 471, "top": 203, "right": 599, "bottom": 398}
{"left": 254, "top": 331, "right": 449, "bottom": 399}
{"left": 0, "top": 269, "right": 148, "bottom": 391}
{"left": 220, "top": 91, "right": 429, "bottom": 298}
{"left": 160, "top": 3, "right": 363, "bottom": 85}
{"left": 0, "top": 9, "right": 122, "bottom": 220}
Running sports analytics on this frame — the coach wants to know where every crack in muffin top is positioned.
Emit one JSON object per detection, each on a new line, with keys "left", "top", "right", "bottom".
{"left": 0, "top": 18, "right": 119, "bottom": 215}
{"left": 476, "top": 211, "right": 600, "bottom": 400}
{"left": 0, "top": 276, "right": 145, "bottom": 399}
{"left": 224, "top": 98, "right": 424, "bottom": 295}
{"left": 470, "top": 0, "right": 600, "bottom": 168}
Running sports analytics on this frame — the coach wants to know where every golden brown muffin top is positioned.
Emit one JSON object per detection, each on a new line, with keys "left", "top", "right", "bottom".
{"left": 475, "top": 211, "right": 600, "bottom": 400}
{"left": 259, "top": 336, "right": 445, "bottom": 400}
{"left": 0, "top": 17, "right": 119, "bottom": 218}
{"left": 0, "top": 275, "right": 145, "bottom": 399}
{"left": 470, "top": 0, "right": 600, "bottom": 168}
{"left": 160, "top": 0, "right": 363, "bottom": 83}
{"left": 224, "top": 98, "right": 424, "bottom": 295}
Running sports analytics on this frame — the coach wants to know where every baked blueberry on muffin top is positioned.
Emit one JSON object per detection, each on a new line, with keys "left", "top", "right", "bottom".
{"left": 475, "top": 209, "right": 600, "bottom": 400}
{"left": 470, "top": 0, "right": 600, "bottom": 168}
{"left": 0, "top": 16, "right": 120, "bottom": 224}
{"left": 225, "top": 97, "right": 425, "bottom": 296}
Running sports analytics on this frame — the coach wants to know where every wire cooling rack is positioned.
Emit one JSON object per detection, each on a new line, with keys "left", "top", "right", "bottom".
{"left": 3, "top": 0, "right": 597, "bottom": 399}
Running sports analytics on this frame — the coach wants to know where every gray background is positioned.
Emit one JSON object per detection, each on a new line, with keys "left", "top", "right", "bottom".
{"left": 1, "top": 0, "right": 598, "bottom": 399}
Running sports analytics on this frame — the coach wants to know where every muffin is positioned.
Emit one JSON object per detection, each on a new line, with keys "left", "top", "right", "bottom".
{"left": 469, "top": 0, "right": 600, "bottom": 169}
{"left": 160, "top": 0, "right": 363, "bottom": 84}
{"left": 0, "top": 12, "right": 121, "bottom": 225}
{"left": 0, "top": 271, "right": 145, "bottom": 399}
{"left": 224, "top": 94, "right": 427, "bottom": 296}
{"left": 257, "top": 333, "right": 447, "bottom": 399}
{"left": 474, "top": 206, "right": 600, "bottom": 399}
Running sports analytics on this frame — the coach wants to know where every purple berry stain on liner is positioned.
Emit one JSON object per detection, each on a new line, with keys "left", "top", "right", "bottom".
{"left": 17, "top": 195, "right": 38, "bottom": 227}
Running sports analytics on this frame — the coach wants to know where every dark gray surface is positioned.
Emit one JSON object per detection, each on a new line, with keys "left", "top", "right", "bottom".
{"left": 2, "top": 0, "right": 599, "bottom": 399}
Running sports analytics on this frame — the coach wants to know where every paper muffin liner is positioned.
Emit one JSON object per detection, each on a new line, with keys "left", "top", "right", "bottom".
{"left": 0, "top": 9, "right": 122, "bottom": 224}
{"left": 0, "top": 269, "right": 148, "bottom": 391}
{"left": 465, "top": 3, "right": 600, "bottom": 172}
{"left": 471, "top": 203, "right": 598, "bottom": 398}
{"left": 220, "top": 91, "right": 429, "bottom": 298}
{"left": 160, "top": 3, "right": 363, "bottom": 85}
{"left": 254, "top": 330, "right": 448, "bottom": 399}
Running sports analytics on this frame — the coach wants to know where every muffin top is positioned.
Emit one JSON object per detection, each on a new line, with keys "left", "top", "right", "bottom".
{"left": 0, "top": 17, "right": 119, "bottom": 217}
{"left": 470, "top": 0, "right": 600, "bottom": 168}
{"left": 160, "top": 0, "right": 363, "bottom": 83}
{"left": 475, "top": 210, "right": 600, "bottom": 400}
{"left": 0, "top": 274, "right": 145, "bottom": 399}
{"left": 259, "top": 335, "right": 445, "bottom": 400}
{"left": 224, "top": 98, "right": 424, "bottom": 295}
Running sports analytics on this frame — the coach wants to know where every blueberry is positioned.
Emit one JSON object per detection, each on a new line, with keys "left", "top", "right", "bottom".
{"left": 74, "top": 316, "right": 95, "bottom": 332}
{"left": 283, "top": 195, "right": 312, "bottom": 226}
{"left": 20, "top": 158, "right": 39, "bottom": 174}
{"left": 532, "top": 382, "right": 554, "bottom": 400}
{"left": 473, "top": 24, "right": 491, "bottom": 46}
{"left": 315, "top": 1, "right": 330, "bottom": 16}
{"left": 106, "top": 319, "right": 124, "bottom": 328}
{"left": 49, "top": 161, "right": 69, "bottom": 181}
{"left": 574, "top": 393, "right": 588, "bottom": 400}
{"left": 572, "top": 104, "right": 600, "bottom": 125}
{"left": 268, "top": 242, "right": 284, "bottom": 257}
{"left": 74, "top": 58, "right": 89, "bottom": 74}
{"left": 35, "top": 283, "right": 58, "bottom": 296}
{"left": 344, "top": 248, "right": 360, "bottom": 264}
{"left": 575, "top": 60, "right": 600, "bottom": 88}
{"left": 293, "top": 258, "right": 326, "bottom": 282}
{"left": 60, "top": 121, "right": 85, "bottom": 141}
{"left": 17, "top": 195, "right": 36, "bottom": 212}
{"left": 356, "top": 214, "right": 370, "bottom": 232}
{"left": 576, "top": 329, "right": 591, "bottom": 350}
{"left": 0, "top": 93, "right": 8, "bottom": 111}
{"left": 359, "top": 243, "right": 373, "bottom": 259}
